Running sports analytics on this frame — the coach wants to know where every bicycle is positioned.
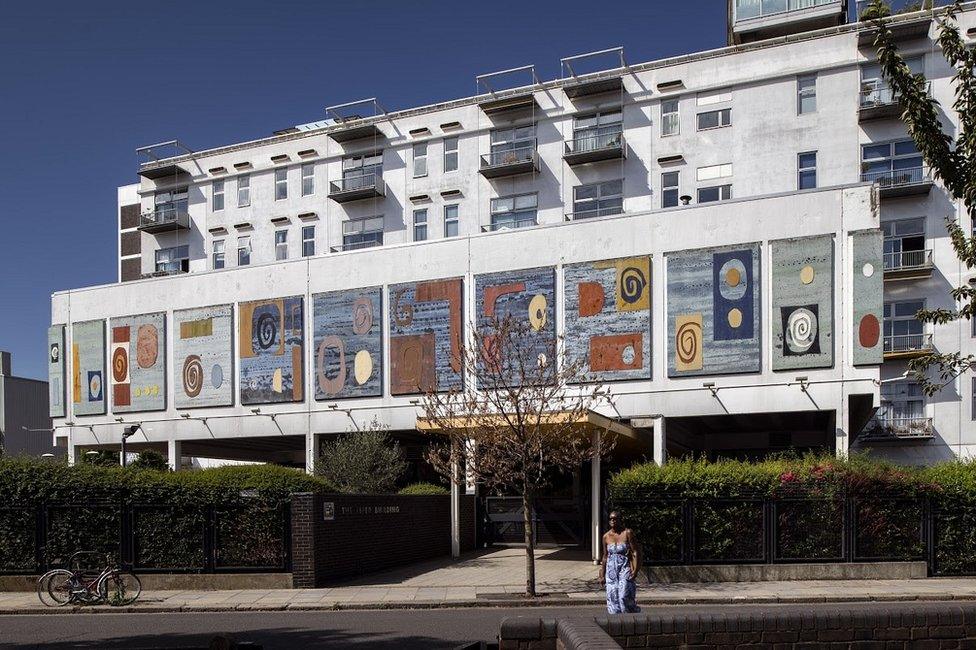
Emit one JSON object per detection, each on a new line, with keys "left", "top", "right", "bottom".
{"left": 37, "top": 551, "right": 141, "bottom": 607}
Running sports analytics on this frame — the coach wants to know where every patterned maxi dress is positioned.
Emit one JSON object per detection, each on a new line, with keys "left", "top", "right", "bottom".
{"left": 605, "top": 542, "right": 640, "bottom": 614}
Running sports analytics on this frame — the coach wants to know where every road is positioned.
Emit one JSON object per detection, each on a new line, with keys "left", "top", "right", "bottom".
{"left": 0, "top": 601, "right": 963, "bottom": 649}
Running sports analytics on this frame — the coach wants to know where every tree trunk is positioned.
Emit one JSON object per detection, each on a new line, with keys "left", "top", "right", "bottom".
{"left": 522, "top": 490, "right": 536, "bottom": 597}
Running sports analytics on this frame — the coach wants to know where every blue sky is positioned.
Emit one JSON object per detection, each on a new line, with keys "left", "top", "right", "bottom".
{"left": 0, "top": 0, "right": 739, "bottom": 380}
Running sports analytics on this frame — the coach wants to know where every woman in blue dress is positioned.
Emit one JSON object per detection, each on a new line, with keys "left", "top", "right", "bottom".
{"left": 599, "top": 510, "right": 641, "bottom": 614}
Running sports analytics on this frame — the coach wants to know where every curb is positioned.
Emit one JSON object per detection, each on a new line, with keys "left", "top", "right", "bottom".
{"left": 3, "top": 593, "right": 976, "bottom": 614}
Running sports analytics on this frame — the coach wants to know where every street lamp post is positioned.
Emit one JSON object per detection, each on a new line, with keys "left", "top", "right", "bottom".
{"left": 121, "top": 425, "right": 139, "bottom": 468}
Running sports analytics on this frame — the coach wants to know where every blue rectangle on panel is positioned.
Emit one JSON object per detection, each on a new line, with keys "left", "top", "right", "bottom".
{"left": 712, "top": 249, "right": 754, "bottom": 341}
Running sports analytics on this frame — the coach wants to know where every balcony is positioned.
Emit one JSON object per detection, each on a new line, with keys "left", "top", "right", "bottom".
{"left": 859, "top": 81, "right": 931, "bottom": 121}
{"left": 858, "top": 416, "right": 935, "bottom": 444}
{"left": 862, "top": 167, "right": 933, "bottom": 198}
{"left": 330, "top": 239, "right": 383, "bottom": 253}
{"left": 565, "top": 207, "right": 625, "bottom": 221}
{"left": 883, "top": 333, "right": 933, "bottom": 359}
{"left": 138, "top": 207, "right": 190, "bottom": 234}
{"left": 328, "top": 174, "right": 386, "bottom": 204}
{"left": 563, "top": 132, "right": 626, "bottom": 166}
{"left": 479, "top": 146, "right": 539, "bottom": 179}
{"left": 142, "top": 267, "right": 189, "bottom": 279}
{"left": 730, "top": 0, "right": 846, "bottom": 45}
{"left": 136, "top": 140, "right": 193, "bottom": 181}
{"left": 884, "top": 249, "right": 933, "bottom": 281}
{"left": 856, "top": 1, "right": 944, "bottom": 46}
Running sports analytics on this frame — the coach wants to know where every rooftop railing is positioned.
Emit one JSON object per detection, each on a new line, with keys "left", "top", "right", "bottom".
{"left": 856, "top": 0, "right": 950, "bottom": 21}
{"left": 734, "top": 0, "right": 842, "bottom": 22}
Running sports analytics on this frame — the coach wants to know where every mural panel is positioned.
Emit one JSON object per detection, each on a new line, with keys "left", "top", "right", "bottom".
{"left": 475, "top": 267, "right": 556, "bottom": 383}
{"left": 239, "top": 296, "right": 305, "bottom": 405}
{"left": 389, "top": 278, "right": 463, "bottom": 395}
{"left": 667, "top": 243, "right": 762, "bottom": 377}
{"left": 71, "top": 320, "right": 106, "bottom": 416}
{"left": 313, "top": 287, "right": 383, "bottom": 400}
{"left": 174, "top": 305, "right": 234, "bottom": 409}
{"left": 771, "top": 235, "right": 834, "bottom": 370}
{"left": 852, "top": 229, "right": 884, "bottom": 366}
{"left": 109, "top": 312, "right": 166, "bottom": 413}
{"left": 564, "top": 257, "right": 651, "bottom": 382}
{"left": 48, "top": 325, "right": 65, "bottom": 418}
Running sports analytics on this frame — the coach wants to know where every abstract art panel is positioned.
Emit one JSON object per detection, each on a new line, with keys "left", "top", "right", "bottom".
{"left": 389, "top": 278, "right": 463, "bottom": 395}
{"left": 174, "top": 305, "right": 234, "bottom": 409}
{"left": 239, "top": 296, "right": 304, "bottom": 404}
{"left": 565, "top": 257, "right": 651, "bottom": 382}
{"left": 48, "top": 325, "right": 65, "bottom": 418}
{"left": 666, "top": 243, "right": 761, "bottom": 377}
{"left": 313, "top": 287, "right": 383, "bottom": 400}
{"left": 71, "top": 320, "right": 106, "bottom": 416}
{"left": 852, "top": 229, "right": 884, "bottom": 366}
{"left": 109, "top": 312, "right": 166, "bottom": 413}
{"left": 475, "top": 267, "right": 556, "bottom": 383}
{"left": 771, "top": 235, "right": 834, "bottom": 370}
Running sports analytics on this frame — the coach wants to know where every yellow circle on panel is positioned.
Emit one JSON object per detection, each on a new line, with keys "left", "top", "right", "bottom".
{"left": 800, "top": 265, "right": 815, "bottom": 285}
{"left": 354, "top": 350, "right": 373, "bottom": 385}
{"left": 727, "top": 308, "right": 743, "bottom": 329}
{"left": 528, "top": 294, "right": 548, "bottom": 332}
{"left": 725, "top": 267, "right": 741, "bottom": 287}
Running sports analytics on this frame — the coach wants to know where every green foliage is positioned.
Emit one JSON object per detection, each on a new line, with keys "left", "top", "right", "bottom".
{"left": 315, "top": 421, "right": 407, "bottom": 494}
{"left": 398, "top": 482, "right": 450, "bottom": 496}
{"left": 129, "top": 450, "right": 168, "bottom": 471}
{"left": 83, "top": 450, "right": 120, "bottom": 467}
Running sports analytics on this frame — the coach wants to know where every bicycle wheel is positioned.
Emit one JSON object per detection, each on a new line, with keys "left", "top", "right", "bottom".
{"left": 43, "top": 570, "right": 77, "bottom": 607}
{"left": 99, "top": 571, "right": 141, "bottom": 606}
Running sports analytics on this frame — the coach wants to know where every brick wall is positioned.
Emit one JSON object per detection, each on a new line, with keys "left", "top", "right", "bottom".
{"left": 499, "top": 603, "right": 976, "bottom": 649}
{"left": 291, "top": 492, "right": 477, "bottom": 588}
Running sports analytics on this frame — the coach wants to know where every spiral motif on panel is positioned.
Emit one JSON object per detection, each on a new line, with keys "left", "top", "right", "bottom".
{"left": 256, "top": 313, "right": 278, "bottom": 350}
{"left": 675, "top": 320, "right": 702, "bottom": 365}
{"left": 351, "top": 297, "right": 373, "bottom": 335}
{"left": 785, "top": 308, "right": 817, "bottom": 353}
{"left": 112, "top": 347, "right": 128, "bottom": 383}
{"left": 182, "top": 355, "right": 204, "bottom": 398}
{"left": 619, "top": 266, "right": 646, "bottom": 305}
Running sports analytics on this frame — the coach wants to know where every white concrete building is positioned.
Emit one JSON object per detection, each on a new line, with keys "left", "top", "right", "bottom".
{"left": 49, "top": 1, "right": 976, "bottom": 547}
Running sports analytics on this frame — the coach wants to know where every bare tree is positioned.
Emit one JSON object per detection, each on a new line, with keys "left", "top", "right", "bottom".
{"left": 419, "top": 314, "right": 615, "bottom": 597}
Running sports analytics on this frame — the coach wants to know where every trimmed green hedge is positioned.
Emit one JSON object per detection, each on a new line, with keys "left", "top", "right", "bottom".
{"left": 398, "top": 482, "right": 450, "bottom": 496}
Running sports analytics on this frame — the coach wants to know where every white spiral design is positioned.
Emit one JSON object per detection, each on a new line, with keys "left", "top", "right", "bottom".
{"left": 786, "top": 308, "right": 817, "bottom": 353}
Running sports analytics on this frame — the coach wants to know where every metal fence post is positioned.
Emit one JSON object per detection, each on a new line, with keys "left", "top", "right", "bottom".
{"left": 35, "top": 504, "right": 47, "bottom": 573}
{"left": 683, "top": 499, "right": 693, "bottom": 565}
{"left": 204, "top": 505, "right": 215, "bottom": 573}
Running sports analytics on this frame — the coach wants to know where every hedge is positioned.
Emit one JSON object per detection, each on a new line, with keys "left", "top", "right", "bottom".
{"left": 398, "top": 482, "right": 450, "bottom": 496}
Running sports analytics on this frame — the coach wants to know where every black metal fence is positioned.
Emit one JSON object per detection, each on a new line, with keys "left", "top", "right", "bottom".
{"left": 0, "top": 501, "right": 291, "bottom": 575}
{"left": 611, "top": 495, "right": 958, "bottom": 573}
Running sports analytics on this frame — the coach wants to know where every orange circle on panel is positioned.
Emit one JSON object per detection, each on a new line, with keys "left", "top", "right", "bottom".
{"left": 800, "top": 265, "right": 816, "bottom": 285}
{"left": 727, "top": 308, "right": 743, "bottom": 329}
{"left": 725, "top": 267, "right": 741, "bottom": 288}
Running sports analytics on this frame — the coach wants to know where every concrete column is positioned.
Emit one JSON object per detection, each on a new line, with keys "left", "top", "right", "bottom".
{"left": 590, "top": 429, "right": 602, "bottom": 563}
{"left": 305, "top": 432, "right": 317, "bottom": 475}
{"left": 67, "top": 438, "right": 76, "bottom": 466}
{"left": 653, "top": 415, "right": 667, "bottom": 466}
{"left": 167, "top": 439, "right": 182, "bottom": 471}
{"left": 450, "top": 457, "right": 461, "bottom": 558}
{"left": 836, "top": 391, "right": 850, "bottom": 459}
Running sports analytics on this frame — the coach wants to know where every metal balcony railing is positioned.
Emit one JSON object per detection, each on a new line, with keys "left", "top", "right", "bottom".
{"left": 331, "top": 237, "right": 383, "bottom": 253}
{"left": 859, "top": 80, "right": 931, "bottom": 109}
{"left": 861, "top": 167, "right": 929, "bottom": 187}
{"left": 330, "top": 173, "right": 383, "bottom": 195}
{"left": 565, "top": 131, "right": 624, "bottom": 155}
{"left": 861, "top": 416, "right": 934, "bottom": 441}
{"left": 857, "top": 0, "right": 950, "bottom": 20}
{"left": 884, "top": 249, "right": 933, "bottom": 271}
{"left": 734, "top": 0, "right": 841, "bottom": 22}
{"left": 566, "top": 206, "right": 624, "bottom": 221}
{"left": 883, "top": 333, "right": 933, "bottom": 354}
{"left": 483, "top": 215, "right": 538, "bottom": 232}
{"left": 481, "top": 145, "right": 537, "bottom": 169}
{"left": 139, "top": 207, "right": 190, "bottom": 232}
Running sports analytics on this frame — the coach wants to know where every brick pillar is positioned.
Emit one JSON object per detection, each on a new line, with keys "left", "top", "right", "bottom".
{"left": 291, "top": 492, "right": 317, "bottom": 588}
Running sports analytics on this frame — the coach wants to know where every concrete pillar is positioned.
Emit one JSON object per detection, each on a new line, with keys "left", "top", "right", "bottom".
{"left": 836, "top": 394, "right": 850, "bottom": 459}
{"left": 167, "top": 439, "right": 182, "bottom": 471}
{"left": 67, "top": 438, "right": 76, "bottom": 466}
{"left": 590, "top": 429, "right": 602, "bottom": 563}
{"left": 450, "top": 456, "right": 461, "bottom": 558}
{"left": 653, "top": 415, "right": 667, "bottom": 466}
{"left": 305, "top": 432, "right": 317, "bottom": 475}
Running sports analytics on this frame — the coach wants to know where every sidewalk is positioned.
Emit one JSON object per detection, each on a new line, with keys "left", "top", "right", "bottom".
{"left": 7, "top": 547, "right": 976, "bottom": 614}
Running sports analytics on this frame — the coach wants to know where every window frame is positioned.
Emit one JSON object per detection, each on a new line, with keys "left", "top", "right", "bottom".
{"left": 212, "top": 180, "right": 224, "bottom": 212}
{"left": 798, "top": 151, "right": 817, "bottom": 190}
{"left": 301, "top": 163, "right": 314, "bottom": 196}
{"left": 302, "top": 225, "right": 315, "bottom": 257}
{"left": 154, "top": 244, "right": 189, "bottom": 274}
{"left": 413, "top": 208, "right": 428, "bottom": 241}
{"left": 342, "top": 216, "right": 385, "bottom": 251}
{"left": 275, "top": 229, "right": 288, "bottom": 261}
{"left": 797, "top": 74, "right": 817, "bottom": 115}
{"left": 661, "top": 99, "right": 679, "bottom": 137}
{"left": 237, "top": 236, "right": 251, "bottom": 266}
{"left": 212, "top": 239, "right": 225, "bottom": 270}
{"left": 413, "top": 142, "right": 428, "bottom": 178}
{"left": 237, "top": 174, "right": 251, "bottom": 208}
{"left": 444, "top": 204, "right": 459, "bottom": 237}
{"left": 697, "top": 184, "right": 732, "bottom": 203}
{"left": 696, "top": 108, "right": 732, "bottom": 131}
{"left": 662, "top": 171, "right": 680, "bottom": 208}
{"left": 444, "top": 136, "right": 458, "bottom": 172}
{"left": 572, "top": 179, "right": 623, "bottom": 220}
{"left": 490, "top": 193, "right": 538, "bottom": 230}
{"left": 274, "top": 167, "right": 288, "bottom": 201}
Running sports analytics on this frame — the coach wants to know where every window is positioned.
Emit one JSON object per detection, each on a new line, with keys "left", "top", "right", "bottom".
{"left": 573, "top": 179, "right": 623, "bottom": 220}
{"left": 490, "top": 193, "right": 537, "bottom": 230}
{"left": 413, "top": 209, "right": 428, "bottom": 241}
{"left": 237, "top": 236, "right": 251, "bottom": 266}
{"left": 444, "top": 136, "right": 458, "bottom": 172}
{"left": 862, "top": 140, "right": 924, "bottom": 186}
{"left": 302, "top": 225, "right": 315, "bottom": 257}
{"left": 275, "top": 230, "right": 288, "bottom": 261}
{"left": 883, "top": 218, "right": 926, "bottom": 270}
{"left": 341, "top": 153, "right": 383, "bottom": 190}
{"left": 880, "top": 380, "right": 925, "bottom": 424}
{"left": 860, "top": 57, "right": 923, "bottom": 107}
{"left": 275, "top": 167, "right": 288, "bottom": 201}
{"left": 662, "top": 172, "right": 680, "bottom": 208}
{"left": 301, "top": 163, "right": 314, "bottom": 196}
{"left": 572, "top": 110, "right": 622, "bottom": 152}
{"left": 212, "top": 180, "right": 224, "bottom": 212}
{"left": 155, "top": 245, "right": 189, "bottom": 274}
{"left": 697, "top": 108, "right": 732, "bottom": 131}
{"left": 153, "top": 187, "right": 188, "bottom": 220}
{"left": 797, "top": 74, "right": 817, "bottom": 115}
{"left": 342, "top": 216, "right": 384, "bottom": 250}
{"left": 884, "top": 300, "right": 925, "bottom": 353}
{"left": 212, "top": 240, "right": 225, "bottom": 270}
{"left": 698, "top": 185, "right": 732, "bottom": 203}
{"left": 488, "top": 125, "right": 535, "bottom": 166}
{"left": 798, "top": 151, "right": 817, "bottom": 190}
{"left": 661, "top": 99, "right": 679, "bottom": 137}
{"left": 413, "top": 142, "right": 428, "bottom": 178}
{"left": 444, "top": 204, "right": 459, "bottom": 237}
{"left": 238, "top": 174, "right": 250, "bottom": 207}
